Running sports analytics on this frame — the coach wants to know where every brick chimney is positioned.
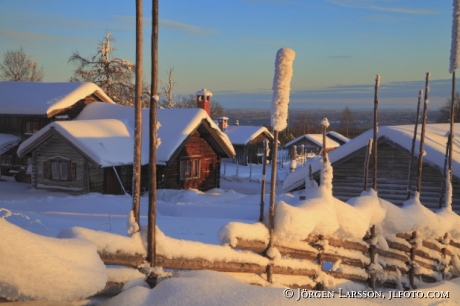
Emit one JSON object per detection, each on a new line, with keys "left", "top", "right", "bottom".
{"left": 196, "top": 88, "right": 212, "bottom": 116}
{"left": 217, "top": 116, "right": 229, "bottom": 132}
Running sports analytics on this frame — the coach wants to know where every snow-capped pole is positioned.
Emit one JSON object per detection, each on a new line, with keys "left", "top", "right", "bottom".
{"left": 450, "top": 0, "right": 460, "bottom": 74}
{"left": 268, "top": 47, "right": 295, "bottom": 283}
{"left": 271, "top": 48, "right": 296, "bottom": 132}
{"left": 448, "top": 1, "right": 458, "bottom": 210}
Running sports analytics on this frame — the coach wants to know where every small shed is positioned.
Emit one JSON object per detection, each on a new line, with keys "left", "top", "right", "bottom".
{"left": 222, "top": 123, "right": 274, "bottom": 166}
{"left": 0, "top": 81, "right": 114, "bottom": 183}
{"left": 284, "top": 134, "right": 340, "bottom": 158}
{"left": 283, "top": 124, "right": 460, "bottom": 212}
{"left": 17, "top": 103, "right": 235, "bottom": 194}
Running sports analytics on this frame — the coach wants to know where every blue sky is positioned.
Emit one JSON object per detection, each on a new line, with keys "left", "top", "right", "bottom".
{"left": 0, "top": 0, "right": 455, "bottom": 110}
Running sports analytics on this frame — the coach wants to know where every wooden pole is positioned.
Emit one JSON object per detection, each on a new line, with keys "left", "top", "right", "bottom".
{"left": 147, "top": 0, "right": 159, "bottom": 270}
{"left": 267, "top": 130, "right": 279, "bottom": 282}
{"left": 406, "top": 90, "right": 422, "bottom": 200}
{"left": 322, "top": 124, "right": 327, "bottom": 163}
{"left": 368, "top": 225, "right": 376, "bottom": 290}
{"left": 416, "top": 73, "right": 430, "bottom": 195}
{"left": 363, "top": 139, "right": 372, "bottom": 191}
{"left": 373, "top": 75, "right": 380, "bottom": 191}
{"left": 409, "top": 231, "right": 417, "bottom": 289}
{"left": 439, "top": 138, "right": 451, "bottom": 208}
{"left": 448, "top": 71, "right": 456, "bottom": 187}
{"left": 131, "top": 0, "right": 143, "bottom": 228}
{"left": 259, "top": 140, "right": 268, "bottom": 222}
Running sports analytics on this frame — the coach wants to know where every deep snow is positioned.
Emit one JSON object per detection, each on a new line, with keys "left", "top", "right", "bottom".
{"left": 1, "top": 161, "right": 460, "bottom": 305}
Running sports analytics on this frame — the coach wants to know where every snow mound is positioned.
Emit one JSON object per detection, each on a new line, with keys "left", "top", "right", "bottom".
{"left": 102, "top": 270, "right": 292, "bottom": 306}
{"left": 58, "top": 226, "right": 146, "bottom": 256}
{"left": 0, "top": 218, "right": 107, "bottom": 301}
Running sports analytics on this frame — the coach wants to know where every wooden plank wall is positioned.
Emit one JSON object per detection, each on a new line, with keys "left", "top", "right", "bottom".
{"left": 330, "top": 139, "right": 460, "bottom": 211}
{"left": 0, "top": 115, "right": 52, "bottom": 141}
{"left": 160, "top": 130, "right": 220, "bottom": 191}
{"left": 32, "top": 134, "right": 87, "bottom": 193}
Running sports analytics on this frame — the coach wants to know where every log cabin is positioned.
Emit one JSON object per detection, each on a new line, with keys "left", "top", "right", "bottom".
{"left": 17, "top": 103, "right": 235, "bottom": 194}
{"left": 283, "top": 124, "right": 460, "bottom": 213}
{"left": 216, "top": 117, "right": 274, "bottom": 165}
{"left": 0, "top": 82, "right": 114, "bottom": 183}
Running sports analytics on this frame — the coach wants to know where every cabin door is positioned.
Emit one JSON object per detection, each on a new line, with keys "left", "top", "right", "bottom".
{"left": 104, "top": 167, "right": 122, "bottom": 195}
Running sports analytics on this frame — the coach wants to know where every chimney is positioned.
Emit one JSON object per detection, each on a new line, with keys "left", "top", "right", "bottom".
{"left": 217, "top": 116, "right": 229, "bottom": 132}
{"left": 196, "top": 88, "right": 212, "bottom": 116}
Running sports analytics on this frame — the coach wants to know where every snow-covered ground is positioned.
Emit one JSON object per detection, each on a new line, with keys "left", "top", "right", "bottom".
{"left": 1, "top": 161, "right": 460, "bottom": 305}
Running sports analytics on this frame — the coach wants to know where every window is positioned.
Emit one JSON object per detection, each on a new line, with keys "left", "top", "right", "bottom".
{"left": 43, "top": 157, "right": 76, "bottom": 181}
{"left": 25, "top": 122, "right": 39, "bottom": 134}
{"left": 52, "top": 162, "right": 68, "bottom": 180}
{"left": 180, "top": 158, "right": 200, "bottom": 180}
{"left": 1, "top": 156, "right": 12, "bottom": 165}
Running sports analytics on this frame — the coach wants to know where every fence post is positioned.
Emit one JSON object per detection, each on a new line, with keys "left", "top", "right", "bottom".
{"left": 301, "top": 144, "right": 305, "bottom": 166}
{"left": 259, "top": 140, "right": 269, "bottom": 222}
{"left": 409, "top": 231, "right": 417, "bottom": 289}
{"left": 363, "top": 139, "right": 372, "bottom": 191}
{"left": 368, "top": 225, "right": 377, "bottom": 290}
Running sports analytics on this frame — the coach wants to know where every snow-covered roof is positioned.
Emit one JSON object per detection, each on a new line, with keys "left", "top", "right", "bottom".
{"left": 283, "top": 123, "right": 460, "bottom": 192}
{"left": 224, "top": 125, "right": 273, "bottom": 146}
{"left": 326, "top": 131, "right": 350, "bottom": 144}
{"left": 18, "top": 103, "right": 235, "bottom": 167}
{"left": 284, "top": 134, "right": 340, "bottom": 149}
{"left": 0, "top": 81, "right": 114, "bottom": 117}
{"left": 0, "top": 134, "right": 21, "bottom": 155}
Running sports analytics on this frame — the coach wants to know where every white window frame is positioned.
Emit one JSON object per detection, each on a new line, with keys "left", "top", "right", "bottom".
{"left": 51, "top": 161, "right": 68, "bottom": 181}
{"left": 180, "top": 158, "right": 200, "bottom": 180}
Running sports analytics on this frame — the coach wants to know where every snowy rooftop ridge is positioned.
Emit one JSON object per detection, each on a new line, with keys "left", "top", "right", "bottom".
{"left": 0, "top": 81, "right": 114, "bottom": 117}
{"left": 224, "top": 125, "right": 273, "bottom": 145}
{"left": 18, "top": 103, "right": 235, "bottom": 167}
{"left": 326, "top": 131, "right": 350, "bottom": 144}
{"left": 284, "top": 134, "right": 340, "bottom": 149}
{"left": 283, "top": 123, "right": 460, "bottom": 193}
{"left": 0, "top": 134, "right": 21, "bottom": 155}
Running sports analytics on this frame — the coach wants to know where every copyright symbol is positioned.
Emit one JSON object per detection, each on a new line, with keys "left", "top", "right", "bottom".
{"left": 284, "top": 288, "right": 295, "bottom": 299}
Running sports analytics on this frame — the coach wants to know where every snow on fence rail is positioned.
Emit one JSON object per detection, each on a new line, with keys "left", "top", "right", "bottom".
{"left": 65, "top": 218, "right": 460, "bottom": 291}
{"left": 220, "top": 225, "right": 460, "bottom": 289}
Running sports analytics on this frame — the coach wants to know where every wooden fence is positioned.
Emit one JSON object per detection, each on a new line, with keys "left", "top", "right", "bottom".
{"left": 96, "top": 224, "right": 460, "bottom": 292}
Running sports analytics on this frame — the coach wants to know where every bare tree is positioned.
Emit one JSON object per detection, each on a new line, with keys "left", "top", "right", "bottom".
{"left": 340, "top": 106, "right": 356, "bottom": 137}
{"left": 159, "top": 67, "right": 179, "bottom": 108}
{"left": 68, "top": 33, "right": 150, "bottom": 106}
{"left": 438, "top": 92, "right": 460, "bottom": 123}
{"left": 0, "top": 47, "right": 44, "bottom": 81}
